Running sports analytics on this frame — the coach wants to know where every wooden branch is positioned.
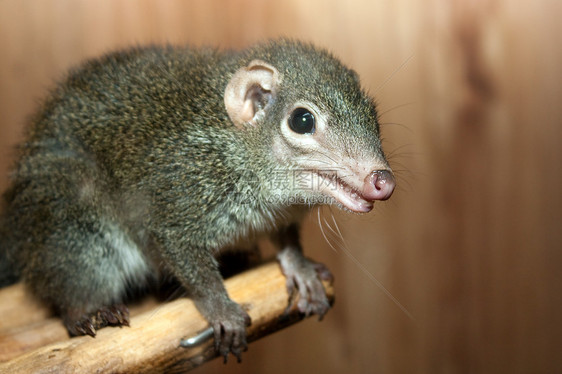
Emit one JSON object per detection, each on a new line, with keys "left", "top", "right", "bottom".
{"left": 0, "top": 262, "right": 334, "bottom": 373}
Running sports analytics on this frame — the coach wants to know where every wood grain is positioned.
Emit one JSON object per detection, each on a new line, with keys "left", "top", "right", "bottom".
{"left": 0, "top": 262, "right": 334, "bottom": 373}
{"left": 0, "top": 1, "right": 561, "bottom": 373}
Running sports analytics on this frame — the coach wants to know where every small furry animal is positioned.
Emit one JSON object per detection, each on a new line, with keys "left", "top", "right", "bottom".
{"left": 0, "top": 39, "right": 395, "bottom": 361}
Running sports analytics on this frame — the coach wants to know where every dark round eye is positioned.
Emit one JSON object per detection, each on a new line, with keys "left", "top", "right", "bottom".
{"left": 288, "top": 107, "right": 315, "bottom": 134}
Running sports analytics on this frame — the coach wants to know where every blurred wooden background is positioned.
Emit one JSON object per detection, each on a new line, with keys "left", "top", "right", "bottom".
{"left": 1, "top": 0, "right": 561, "bottom": 373}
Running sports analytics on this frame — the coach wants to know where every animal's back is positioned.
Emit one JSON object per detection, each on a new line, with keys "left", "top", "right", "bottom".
{"left": 0, "top": 46, "right": 201, "bottom": 286}
{"left": 0, "top": 40, "right": 396, "bottom": 361}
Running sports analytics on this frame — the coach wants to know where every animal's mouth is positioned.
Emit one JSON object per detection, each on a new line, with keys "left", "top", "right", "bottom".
{"left": 315, "top": 171, "right": 374, "bottom": 213}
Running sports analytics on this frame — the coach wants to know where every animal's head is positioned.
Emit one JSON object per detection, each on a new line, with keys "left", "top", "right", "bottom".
{"left": 224, "top": 40, "right": 394, "bottom": 213}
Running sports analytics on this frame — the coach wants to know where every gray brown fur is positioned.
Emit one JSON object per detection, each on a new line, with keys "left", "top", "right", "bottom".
{"left": 0, "top": 39, "right": 392, "bottom": 361}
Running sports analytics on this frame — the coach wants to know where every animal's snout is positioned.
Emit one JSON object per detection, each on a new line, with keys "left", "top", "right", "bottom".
{"left": 362, "top": 170, "right": 395, "bottom": 201}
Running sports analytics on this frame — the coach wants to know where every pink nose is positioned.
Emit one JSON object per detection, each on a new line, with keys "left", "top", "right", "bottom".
{"left": 363, "top": 170, "right": 396, "bottom": 201}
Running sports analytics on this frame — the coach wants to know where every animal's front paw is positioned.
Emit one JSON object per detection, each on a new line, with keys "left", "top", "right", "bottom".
{"left": 209, "top": 300, "right": 252, "bottom": 363}
{"left": 278, "top": 249, "right": 334, "bottom": 320}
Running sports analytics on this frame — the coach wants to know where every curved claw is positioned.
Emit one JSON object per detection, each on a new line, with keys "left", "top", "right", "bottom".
{"left": 215, "top": 311, "right": 251, "bottom": 363}
{"left": 288, "top": 270, "right": 331, "bottom": 320}
{"left": 278, "top": 250, "right": 333, "bottom": 320}
{"left": 181, "top": 302, "right": 251, "bottom": 363}
{"left": 64, "top": 304, "right": 130, "bottom": 337}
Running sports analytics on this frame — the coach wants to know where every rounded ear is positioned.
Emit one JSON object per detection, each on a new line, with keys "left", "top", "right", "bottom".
{"left": 224, "top": 60, "right": 280, "bottom": 129}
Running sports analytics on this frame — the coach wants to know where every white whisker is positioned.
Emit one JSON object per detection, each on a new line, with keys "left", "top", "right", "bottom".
{"left": 317, "top": 208, "right": 339, "bottom": 253}
{"left": 320, "top": 210, "right": 414, "bottom": 321}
